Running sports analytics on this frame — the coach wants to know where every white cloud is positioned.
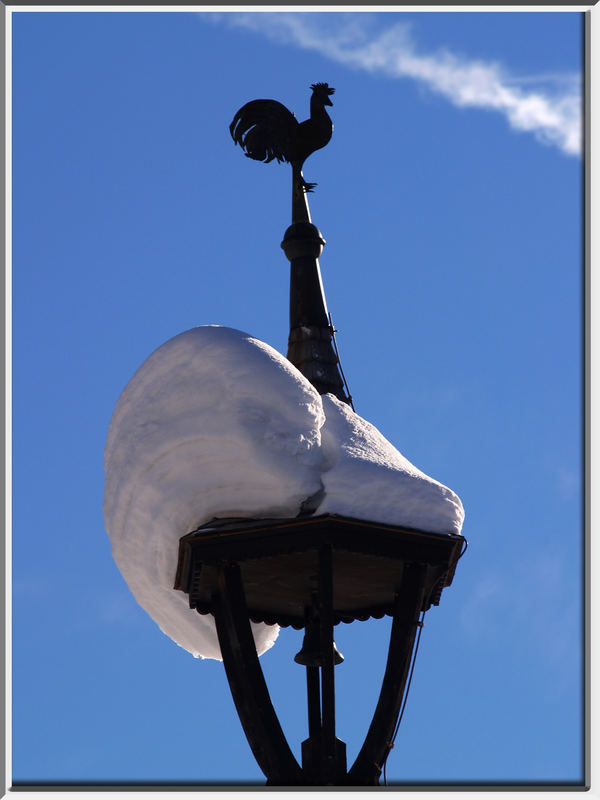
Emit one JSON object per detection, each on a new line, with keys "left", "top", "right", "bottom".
{"left": 215, "top": 12, "right": 582, "bottom": 157}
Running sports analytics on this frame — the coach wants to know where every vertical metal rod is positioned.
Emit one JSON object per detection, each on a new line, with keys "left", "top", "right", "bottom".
{"left": 304, "top": 606, "right": 322, "bottom": 740}
{"left": 306, "top": 666, "right": 321, "bottom": 739}
{"left": 318, "top": 544, "right": 336, "bottom": 759}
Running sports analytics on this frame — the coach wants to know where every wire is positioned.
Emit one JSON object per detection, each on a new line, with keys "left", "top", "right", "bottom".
{"left": 382, "top": 610, "right": 425, "bottom": 786}
{"left": 382, "top": 538, "right": 469, "bottom": 785}
{"left": 328, "top": 312, "right": 355, "bottom": 411}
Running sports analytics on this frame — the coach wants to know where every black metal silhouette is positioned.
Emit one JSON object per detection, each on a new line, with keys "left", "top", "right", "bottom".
{"left": 230, "top": 82, "right": 335, "bottom": 194}
{"left": 230, "top": 83, "right": 348, "bottom": 402}
{"left": 175, "top": 515, "right": 464, "bottom": 785}
{"left": 186, "top": 87, "right": 469, "bottom": 786}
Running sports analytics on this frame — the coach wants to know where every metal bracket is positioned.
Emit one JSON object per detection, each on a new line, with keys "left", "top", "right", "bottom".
{"left": 347, "top": 562, "right": 427, "bottom": 784}
{"left": 212, "top": 563, "right": 303, "bottom": 785}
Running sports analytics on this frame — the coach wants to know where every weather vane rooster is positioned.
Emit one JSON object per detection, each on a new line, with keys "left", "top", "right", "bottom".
{"left": 229, "top": 83, "right": 335, "bottom": 212}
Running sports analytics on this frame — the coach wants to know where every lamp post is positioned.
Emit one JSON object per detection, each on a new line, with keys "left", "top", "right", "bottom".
{"left": 173, "top": 84, "right": 466, "bottom": 786}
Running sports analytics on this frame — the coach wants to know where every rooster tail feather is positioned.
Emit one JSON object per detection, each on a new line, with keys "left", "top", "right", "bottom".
{"left": 229, "top": 99, "right": 298, "bottom": 164}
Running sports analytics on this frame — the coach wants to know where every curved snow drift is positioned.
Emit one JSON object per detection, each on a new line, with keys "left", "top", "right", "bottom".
{"left": 104, "top": 326, "right": 464, "bottom": 660}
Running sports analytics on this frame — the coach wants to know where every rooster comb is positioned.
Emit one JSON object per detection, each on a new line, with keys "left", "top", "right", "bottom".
{"left": 311, "top": 82, "right": 335, "bottom": 95}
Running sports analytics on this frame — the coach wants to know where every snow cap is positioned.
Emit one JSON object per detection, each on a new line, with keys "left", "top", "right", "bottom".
{"left": 104, "top": 325, "right": 464, "bottom": 660}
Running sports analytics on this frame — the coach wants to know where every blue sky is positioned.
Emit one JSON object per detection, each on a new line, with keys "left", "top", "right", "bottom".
{"left": 11, "top": 9, "right": 584, "bottom": 787}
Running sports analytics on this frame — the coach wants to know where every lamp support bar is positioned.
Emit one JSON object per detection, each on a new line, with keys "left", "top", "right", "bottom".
{"left": 175, "top": 518, "right": 463, "bottom": 785}
{"left": 212, "top": 563, "right": 303, "bottom": 785}
{"left": 319, "top": 544, "right": 336, "bottom": 757}
{"left": 347, "top": 562, "right": 427, "bottom": 785}
{"left": 306, "top": 661, "right": 321, "bottom": 739}
{"left": 300, "top": 545, "right": 347, "bottom": 784}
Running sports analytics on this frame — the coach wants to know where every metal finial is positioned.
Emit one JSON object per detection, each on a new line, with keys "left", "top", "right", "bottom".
{"left": 229, "top": 82, "right": 335, "bottom": 219}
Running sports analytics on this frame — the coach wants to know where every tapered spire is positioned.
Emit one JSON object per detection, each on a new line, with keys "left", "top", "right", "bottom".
{"left": 281, "top": 173, "right": 350, "bottom": 403}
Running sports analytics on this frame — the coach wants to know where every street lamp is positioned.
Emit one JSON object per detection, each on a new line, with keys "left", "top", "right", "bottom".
{"left": 172, "top": 84, "right": 467, "bottom": 786}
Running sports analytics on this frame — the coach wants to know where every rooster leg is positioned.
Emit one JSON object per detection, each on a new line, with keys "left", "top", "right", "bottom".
{"left": 293, "top": 165, "right": 318, "bottom": 194}
{"left": 291, "top": 165, "right": 312, "bottom": 223}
